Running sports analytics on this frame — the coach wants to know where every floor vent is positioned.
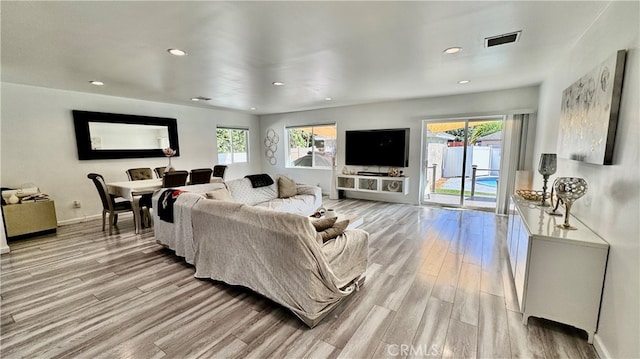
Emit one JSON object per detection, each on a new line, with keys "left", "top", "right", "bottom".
{"left": 485, "top": 31, "right": 521, "bottom": 48}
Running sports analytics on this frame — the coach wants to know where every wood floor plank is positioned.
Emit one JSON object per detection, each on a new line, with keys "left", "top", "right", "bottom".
{"left": 319, "top": 264, "right": 394, "bottom": 350}
{"left": 231, "top": 317, "right": 303, "bottom": 359}
{"left": 201, "top": 336, "right": 247, "bottom": 359}
{"left": 302, "top": 340, "right": 339, "bottom": 359}
{"left": 477, "top": 292, "right": 511, "bottom": 359}
{"left": 431, "top": 251, "right": 464, "bottom": 303}
{"left": 506, "top": 309, "right": 545, "bottom": 359}
{"left": 382, "top": 273, "right": 436, "bottom": 347}
{"left": 0, "top": 198, "right": 598, "bottom": 358}
{"left": 502, "top": 256, "right": 521, "bottom": 313}
{"left": 451, "top": 262, "right": 481, "bottom": 326}
{"left": 410, "top": 297, "right": 454, "bottom": 359}
{"left": 337, "top": 305, "right": 394, "bottom": 359}
{"left": 480, "top": 216, "right": 505, "bottom": 297}
{"left": 528, "top": 317, "right": 597, "bottom": 359}
{"left": 419, "top": 237, "right": 449, "bottom": 277}
{"left": 442, "top": 318, "right": 477, "bottom": 358}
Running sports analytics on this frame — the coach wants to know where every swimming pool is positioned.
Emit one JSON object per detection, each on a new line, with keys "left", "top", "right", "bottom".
{"left": 475, "top": 176, "right": 499, "bottom": 187}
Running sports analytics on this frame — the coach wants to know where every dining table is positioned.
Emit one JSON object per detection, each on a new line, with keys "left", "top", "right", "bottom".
{"left": 106, "top": 178, "right": 225, "bottom": 234}
{"left": 106, "top": 179, "right": 162, "bottom": 234}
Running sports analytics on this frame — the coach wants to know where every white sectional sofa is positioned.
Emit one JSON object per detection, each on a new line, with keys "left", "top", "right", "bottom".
{"left": 152, "top": 175, "right": 369, "bottom": 326}
{"left": 224, "top": 176, "right": 322, "bottom": 216}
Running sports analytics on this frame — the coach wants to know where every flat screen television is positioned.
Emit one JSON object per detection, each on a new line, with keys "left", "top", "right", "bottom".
{"left": 345, "top": 128, "right": 409, "bottom": 167}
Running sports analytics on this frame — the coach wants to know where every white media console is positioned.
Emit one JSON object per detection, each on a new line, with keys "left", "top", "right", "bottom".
{"left": 335, "top": 174, "right": 409, "bottom": 195}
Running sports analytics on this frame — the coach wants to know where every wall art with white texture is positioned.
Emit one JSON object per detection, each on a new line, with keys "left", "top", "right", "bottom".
{"left": 557, "top": 50, "right": 626, "bottom": 165}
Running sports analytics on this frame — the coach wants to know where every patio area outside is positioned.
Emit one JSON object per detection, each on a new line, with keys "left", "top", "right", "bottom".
{"left": 424, "top": 174, "right": 499, "bottom": 210}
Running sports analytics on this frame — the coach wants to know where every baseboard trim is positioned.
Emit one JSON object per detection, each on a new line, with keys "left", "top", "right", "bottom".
{"left": 57, "top": 214, "right": 102, "bottom": 226}
{"left": 593, "top": 334, "right": 611, "bottom": 359}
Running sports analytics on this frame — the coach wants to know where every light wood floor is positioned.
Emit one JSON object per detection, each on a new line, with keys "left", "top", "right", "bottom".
{"left": 1, "top": 198, "right": 597, "bottom": 358}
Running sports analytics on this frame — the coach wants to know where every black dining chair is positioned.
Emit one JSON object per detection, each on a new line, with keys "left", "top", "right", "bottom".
{"left": 213, "top": 165, "right": 228, "bottom": 181}
{"left": 190, "top": 168, "right": 213, "bottom": 185}
{"left": 87, "top": 173, "right": 136, "bottom": 235}
{"left": 162, "top": 170, "right": 189, "bottom": 188}
{"left": 154, "top": 167, "right": 164, "bottom": 178}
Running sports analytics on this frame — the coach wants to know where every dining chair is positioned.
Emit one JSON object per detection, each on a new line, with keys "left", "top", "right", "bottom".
{"left": 189, "top": 168, "right": 213, "bottom": 185}
{"left": 162, "top": 170, "right": 189, "bottom": 188}
{"left": 213, "top": 165, "right": 228, "bottom": 181}
{"left": 87, "top": 173, "right": 136, "bottom": 235}
{"left": 126, "top": 168, "right": 154, "bottom": 181}
{"left": 154, "top": 167, "right": 167, "bottom": 178}
{"left": 125, "top": 167, "right": 154, "bottom": 225}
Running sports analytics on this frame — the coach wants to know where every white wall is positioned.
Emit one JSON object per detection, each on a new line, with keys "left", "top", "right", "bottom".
{"left": 1, "top": 83, "right": 261, "bottom": 224}
{"left": 259, "top": 86, "right": 539, "bottom": 204}
{"left": 533, "top": 2, "right": 639, "bottom": 358}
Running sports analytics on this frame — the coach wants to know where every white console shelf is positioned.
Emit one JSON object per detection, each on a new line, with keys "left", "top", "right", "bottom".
{"left": 336, "top": 175, "right": 409, "bottom": 195}
{"left": 507, "top": 196, "right": 609, "bottom": 343}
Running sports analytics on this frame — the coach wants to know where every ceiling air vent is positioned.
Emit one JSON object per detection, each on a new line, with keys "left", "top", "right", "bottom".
{"left": 191, "top": 96, "right": 212, "bottom": 101}
{"left": 485, "top": 31, "right": 521, "bottom": 48}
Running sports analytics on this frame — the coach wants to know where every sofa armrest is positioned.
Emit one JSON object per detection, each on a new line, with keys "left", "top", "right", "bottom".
{"left": 321, "top": 228, "right": 369, "bottom": 288}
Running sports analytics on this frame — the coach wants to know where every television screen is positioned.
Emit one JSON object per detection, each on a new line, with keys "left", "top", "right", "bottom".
{"left": 345, "top": 128, "right": 409, "bottom": 167}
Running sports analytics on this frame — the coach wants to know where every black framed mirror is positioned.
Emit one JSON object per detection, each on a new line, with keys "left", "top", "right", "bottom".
{"left": 73, "top": 110, "right": 180, "bottom": 160}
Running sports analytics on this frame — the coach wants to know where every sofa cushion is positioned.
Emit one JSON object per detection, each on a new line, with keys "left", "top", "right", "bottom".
{"left": 311, "top": 216, "right": 337, "bottom": 231}
{"left": 226, "top": 177, "right": 278, "bottom": 206}
{"left": 319, "top": 220, "right": 349, "bottom": 243}
{"left": 278, "top": 176, "right": 298, "bottom": 198}
{"left": 206, "top": 188, "right": 234, "bottom": 201}
{"left": 254, "top": 194, "right": 317, "bottom": 215}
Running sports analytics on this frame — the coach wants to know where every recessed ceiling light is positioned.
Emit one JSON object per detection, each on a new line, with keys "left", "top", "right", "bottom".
{"left": 167, "top": 48, "right": 187, "bottom": 56}
{"left": 458, "top": 80, "right": 470, "bottom": 84}
{"left": 89, "top": 80, "right": 104, "bottom": 86}
{"left": 250, "top": 107, "right": 257, "bottom": 110}
{"left": 444, "top": 47, "right": 462, "bottom": 54}
{"left": 272, "top": 81, "right": 285, "bottom": 86}
{"left": 325, "top": 97, "right": 332, "bottom": 101}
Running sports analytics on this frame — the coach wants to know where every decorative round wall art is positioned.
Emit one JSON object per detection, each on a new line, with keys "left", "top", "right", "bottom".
{"left": 264, "top": 128, "right": 279, "bottom": 166}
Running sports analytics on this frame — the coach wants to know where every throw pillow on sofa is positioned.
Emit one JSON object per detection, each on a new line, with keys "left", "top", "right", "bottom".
{"left": 278, "top": 176, "right": 298, "bottom": 198}
{"left": 319, "top": 220, "right": 349, "bottom": 243}
{"left": 206, "top": 188, "right": 234, "bottom": 201}
{"left": 311, "top": 216, "right": 337, "bottom": 231}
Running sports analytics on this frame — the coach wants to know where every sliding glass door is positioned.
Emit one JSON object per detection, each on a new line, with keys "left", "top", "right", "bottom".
{"left": 421, "top": 117, "right": 504, "bottom": 210}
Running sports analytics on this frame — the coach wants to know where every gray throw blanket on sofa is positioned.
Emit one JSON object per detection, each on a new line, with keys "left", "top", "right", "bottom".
{"left": 190, "top": 200, "right": 369, "bottom": 323}
{"left": 154, "top": 192, "right": 203, "bottom": 264}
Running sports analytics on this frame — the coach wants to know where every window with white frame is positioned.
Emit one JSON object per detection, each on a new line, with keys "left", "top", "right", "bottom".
{"left": 286, "top": 124, "right": 336, "bottom": 168}
{"left": 217, "top": 127, "right": 248, "bottom": 164}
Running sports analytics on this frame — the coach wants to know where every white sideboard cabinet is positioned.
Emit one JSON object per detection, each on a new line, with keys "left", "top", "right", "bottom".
{"left": 506, "top": 196, "right": 608, "bottom": 343}
{"left": 336, "top": 175, "right": 409, "bottom": 195}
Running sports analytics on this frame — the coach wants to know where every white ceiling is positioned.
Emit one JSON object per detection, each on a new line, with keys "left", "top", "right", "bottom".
{"left": 1, "top": 1, "right": 610, "bottom": 115}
